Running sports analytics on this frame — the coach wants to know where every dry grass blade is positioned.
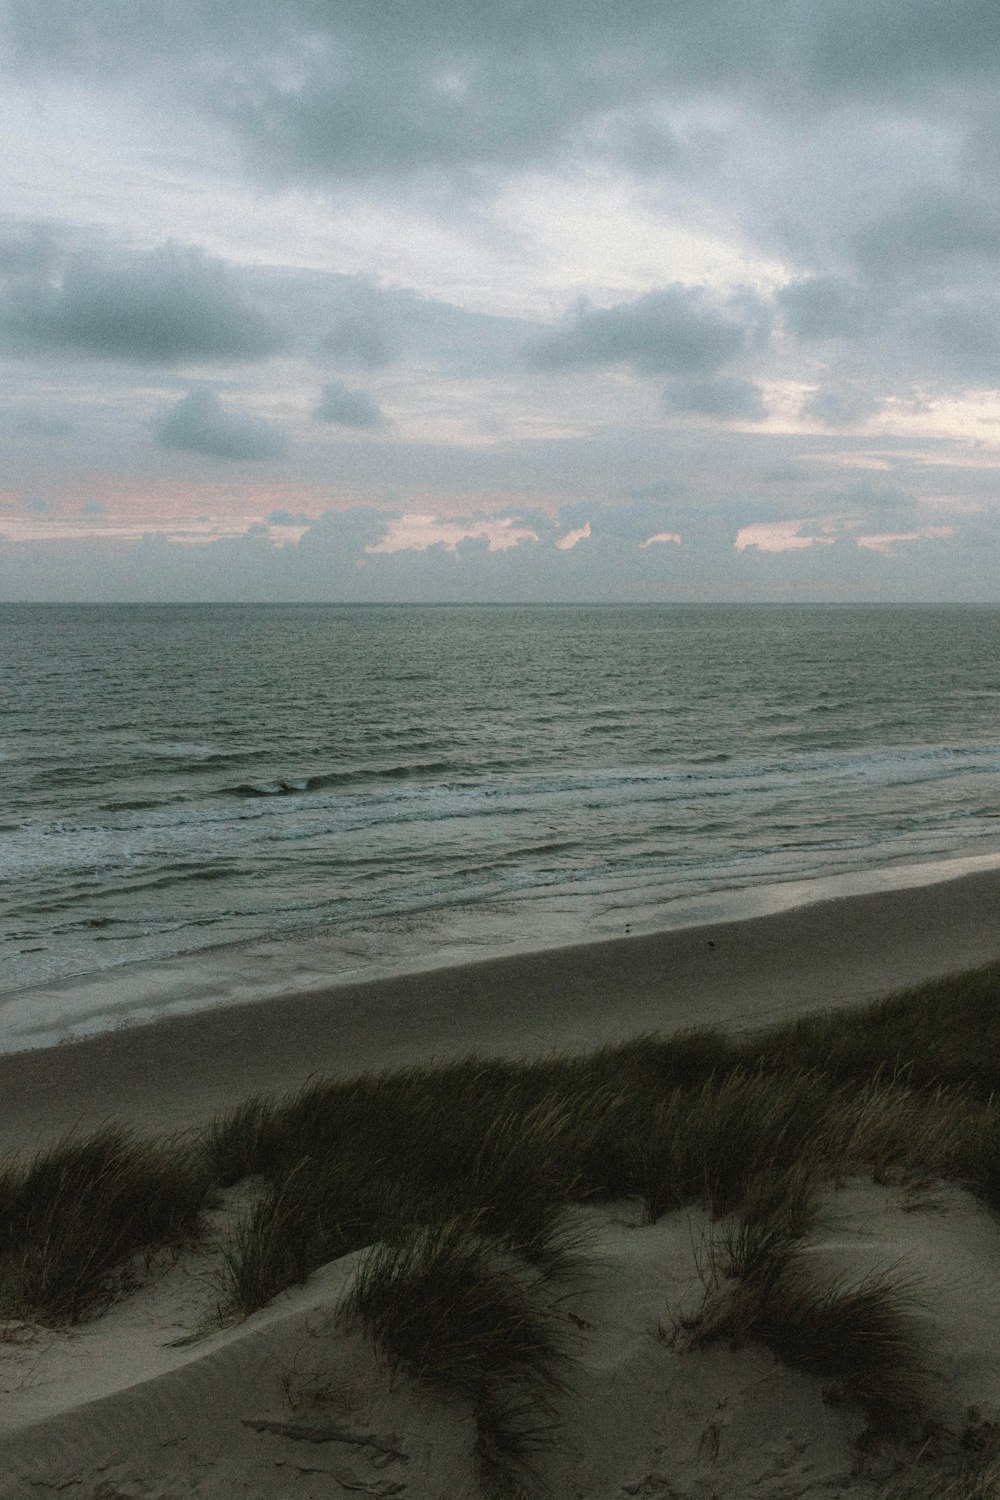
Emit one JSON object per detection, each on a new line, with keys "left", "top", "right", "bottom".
{"left": 881, "top": 1456, "right": 1000, "bottom": 1498}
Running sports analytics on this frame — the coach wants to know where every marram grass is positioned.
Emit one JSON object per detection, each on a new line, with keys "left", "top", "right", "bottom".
{"left": 0, "top": 956, "right": 999, "bottom": 1486}
{"left": 340, "top": 1215, "right": 574, "bottom": 1496}
{"left": 0, "top": 1124, "right": 209, "bottom": 1323}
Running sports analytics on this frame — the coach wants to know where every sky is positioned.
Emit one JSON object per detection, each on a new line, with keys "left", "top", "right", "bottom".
{"left": 3, "top": 0, "right": 1000, "bottom": 601}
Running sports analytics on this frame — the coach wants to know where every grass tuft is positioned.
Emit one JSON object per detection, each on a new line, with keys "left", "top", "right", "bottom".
{"left": 219, "top": 1154, "right": 403, "bottom": 1317}
{"left": 687, "top": 1213, "right": 925, "bottom": 1434}
{"left": 642, "top": 1066, "right": 832, "bottom": 1221}
{"left": 0, "top": 1125, "right": 209, "bottom": 1324}
{"left": 881, "top": 1458, "right": 1000, "bottom": 1498}
{"left": 341, "top": 1216, "right": 572, "bottom": 1496}
{"left": 201, "top": 1092, "right": 278, "bottom": 1186}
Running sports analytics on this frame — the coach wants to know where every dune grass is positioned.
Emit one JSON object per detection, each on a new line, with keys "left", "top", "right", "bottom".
{"left": 688, "top": 1233, "right": 926, "bottom": 1433}
{"left": 341, "top": 1215, "right": 573, "bottom": 1497}
{"left": 1, "top": 950, "right": 999, "bottom": 1492}
{"left": 0, "top": 1125, "right": 209, "bottom": 1323}
{"left": 883, "top": 1456, "right": 1000, "bottom": 1498}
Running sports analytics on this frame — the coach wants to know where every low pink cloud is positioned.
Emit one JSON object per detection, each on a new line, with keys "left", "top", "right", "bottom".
{"left": 639, "top": 530, "right": 682, "bottom": 548}
{"left": 856, "top": 526, "right": 955, "bottom": 556}
{"left": 734, "top": 520, "right": 835, "bottom": 553}
{"left": 366, "top": 513, "right": 539, "bottom": 554}
{"left": 555, "top": 522, "right": 591, "bottom": 550}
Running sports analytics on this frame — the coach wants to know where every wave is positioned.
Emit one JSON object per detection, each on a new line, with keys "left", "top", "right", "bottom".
{"left": 100, "top": 797, "right": 175, "bottom": 812}
{"left": 221, "top": 760, "right": 458, "bottom": 798}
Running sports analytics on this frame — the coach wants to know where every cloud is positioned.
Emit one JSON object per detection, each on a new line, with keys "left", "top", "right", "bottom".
{"left": 778, "top": 277, "right": 872, "bottom": 341}
{"left": 267, "top": 509, "right": 314, "bottom": 526}
{"left": 8, "top": 0, "right": 1000, "bottom": 198}
{"left": 530, "top": 286, "right": 754, "bottom": 377}
{"left": 854, "top": 188, "right": 1000, "bottom": 278}
{"left": 215, "top": 32, "right": 641, "bottom": 183}
{"left": 555, "top": 522, "right": 591, "bottom": 550}
{"left": 321, "top": 310, "right": 393, "bottom": 367}
{"left": 857, "top": 525, "right": 955, "bottom": 555}
{"left": 366, "top": 513, "right": 539, "bottom": 554}
{"left": 2, "top": 245, "right": 283, "bottom": 364}
{"left": 151, "top": 387, "right": 288, "bottom": 461}
{"left": 314, "top": 379, "right": 384, "bottom": 428}
{"left": 735, "top": 520, "right": 835, "bottom": 553}
{"left": 912, "top": 297, "right": 1000, "bottom": 384}
{"left": 22, "top": 494, "right": 52, "bottom": 513}
{"left": 80, "top": 498, "right": 105, "bottom": 515}
{"left": 800, "top": 384, "right": 885, "bottom": 427}
{"left": 4, "top": 4, "right": 1000, "bottom": 606}
{"left": 0, "top": 223, "right": 59, "bottom": 278}
{"left": 806, "top": 0, "right": 1000, "bottom": 94}
{"left": 8, "top": 410, "right": 74, "bottom": 437}
{"left": 664, "top": 376, "right": 767, "bottom": 421}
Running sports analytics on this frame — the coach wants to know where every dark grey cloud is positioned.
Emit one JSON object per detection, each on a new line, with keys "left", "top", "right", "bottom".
{"left": 314, "top": 379, "right": 384, "bottom": 428}
{"left": 3, "top": 3, "right": 1000, "bottom": 606}
{"left": 80, "top": 498, "right": 105, "bottom": 515}
{"left": 22, "top": 494, "right": 51, "bottom": 512}
{"left": 267, "top": 509, "right": 314, "bottom": 525}
{"left": 806, "top": 0, "right": 1000, "bottom": 95}
{"left": 151, "top": 387, "right": 288, "bottom": 461}
{"left": 530, "top": 287, "right": 756, "bottom": 377}
{"left": 759, "top": 462, "right": 813, "bottom": 484}
{"left": 251, "top": 267, "right": 525, "bottom": 379}
{"left": 628, "top": 482, "right": 684, "bottom": 501}
{"left": 321, "top": 310, "right": 393, "bottom": 367}
{"left": 664, "top": 376, "right": 767, "bottom": 422}
{"left": 7, "top": 0, "right": 1000, "bottom": 194}
{"left": 778, "top": 277, "right": 873, "bottom": 341}
{"left": 854, "top": 188, "right": 1000, "bottom": 278}
{"left": 800, "top": 384, "right": 885, "bottom": 427}
{"left": 1, "top": 245, "right": 283, "bottom": 364}
{"left": 0, "top": 223, "right": 59, "bottom": 279}
{"left": 911, "top": 297, "right": 1000, "bottom": 384}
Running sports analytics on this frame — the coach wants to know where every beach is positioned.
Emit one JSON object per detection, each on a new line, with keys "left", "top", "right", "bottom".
{"left": 2, "top": 863, "right": 998, "bottom": 1159}
{"left": 2, "top": 866, "right": 1000, "bottom": 1500}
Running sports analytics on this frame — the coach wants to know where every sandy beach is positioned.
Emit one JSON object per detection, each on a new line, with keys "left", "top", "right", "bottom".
{"left": 1, "top": 863, "right": 999, "bottom": 1158}
{"left": 2, "top": 866, "right": 1000, "bottom": 1500}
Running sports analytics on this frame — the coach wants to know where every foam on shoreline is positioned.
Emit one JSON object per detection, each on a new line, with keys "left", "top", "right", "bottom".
{"left": 5, "top": 848, "right": 1000, "bottom": 1057}
{"left": 1, "top": 861, "right": 999, "bottom": 1159}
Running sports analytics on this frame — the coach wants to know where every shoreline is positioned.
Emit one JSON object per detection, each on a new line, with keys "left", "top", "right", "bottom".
{"left": 5, "top": 847, "right": 1000, "bottom": 1056}
{"left": 1, "top": 862, "right": 999, "bottom": 1159}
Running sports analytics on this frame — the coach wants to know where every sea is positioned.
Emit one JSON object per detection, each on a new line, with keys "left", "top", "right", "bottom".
{"left": 2, "top": 602, "right": 1000, "bottom": 1052}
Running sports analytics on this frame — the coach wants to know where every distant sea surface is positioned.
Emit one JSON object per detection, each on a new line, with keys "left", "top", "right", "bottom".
{"left": 3, "top": 603, "right": 1000, "bottom": 1044}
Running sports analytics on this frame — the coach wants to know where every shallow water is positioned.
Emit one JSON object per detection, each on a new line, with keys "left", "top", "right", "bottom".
{"left": 3, "top": 602, "right": 1000, "bottom": 1043}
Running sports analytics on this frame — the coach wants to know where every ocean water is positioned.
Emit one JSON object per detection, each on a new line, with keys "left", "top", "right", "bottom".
{"left": 2, "top": 602, "right": 1000, "bottom": 1045}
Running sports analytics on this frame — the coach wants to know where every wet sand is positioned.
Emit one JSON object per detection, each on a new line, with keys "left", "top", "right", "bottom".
{"left": 1, "top": 865, "right": 998, "bottom": 1157}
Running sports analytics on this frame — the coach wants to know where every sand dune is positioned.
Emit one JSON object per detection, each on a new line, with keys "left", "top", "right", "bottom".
{"left": 2, "top": 867, "right": 1000, "bottom": 1498}
{"left": 4, "top": 1183, "right": 1000, "bottom": 1498}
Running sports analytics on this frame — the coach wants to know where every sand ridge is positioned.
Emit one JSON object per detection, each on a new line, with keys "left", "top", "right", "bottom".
{"left": 3, "top": 1185, "right": 1000, "bottom": 1498}
{"left": 2, "top": 867, "right": 1000, "bottom": 1497}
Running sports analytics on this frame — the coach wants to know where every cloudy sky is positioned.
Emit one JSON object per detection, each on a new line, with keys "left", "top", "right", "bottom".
{"left": 3, "top": 0, "right": 1000, "bottom": 601}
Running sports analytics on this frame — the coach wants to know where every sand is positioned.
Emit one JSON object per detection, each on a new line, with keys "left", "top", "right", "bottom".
{"left": 2, "top": 866, "right": 1000, "bottom": 1498}
{"left": 2, "top": 864, "right": 1000, "bottom": 1159}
